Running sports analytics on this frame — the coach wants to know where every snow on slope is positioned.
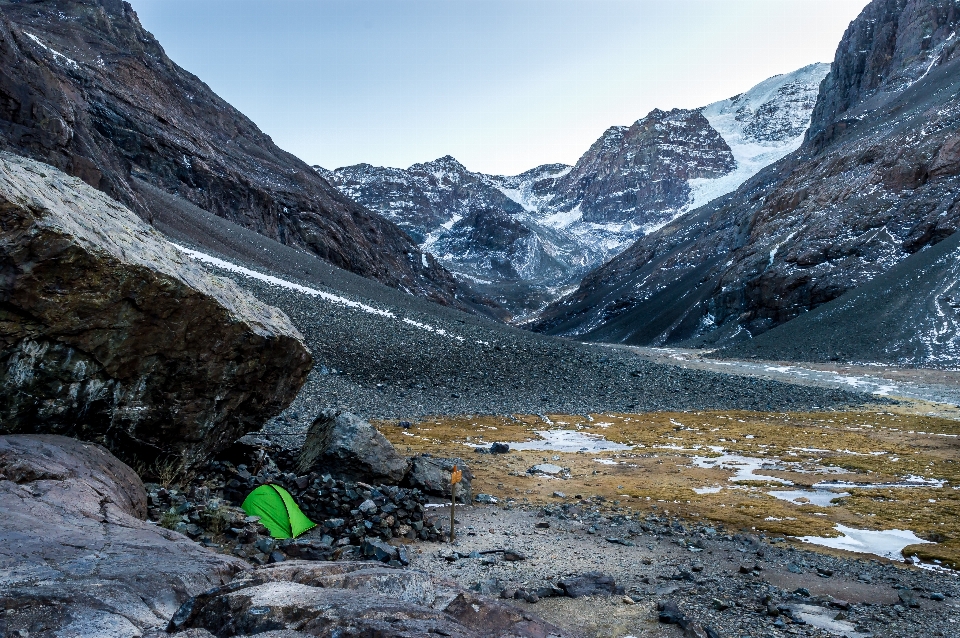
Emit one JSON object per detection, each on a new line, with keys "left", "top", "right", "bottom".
{"left": 690, "top": 63, "right": 830, "bottom": 210}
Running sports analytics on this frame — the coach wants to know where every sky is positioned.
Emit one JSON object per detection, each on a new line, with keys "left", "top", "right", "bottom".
{"left": 129, "top": 0, "right": 872, "bottom": 176}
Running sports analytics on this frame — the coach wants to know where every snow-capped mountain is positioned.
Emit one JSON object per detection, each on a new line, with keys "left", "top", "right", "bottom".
{"left": 533, "top": 0, "right": 960, "bottom": 367}
{"left": 317, "top": 63, "right": 829, "bottom": 319}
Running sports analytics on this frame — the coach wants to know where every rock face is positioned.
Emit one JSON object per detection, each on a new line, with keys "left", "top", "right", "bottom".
{"left": 0, "top": 434, "right": 247, "bottom": 637}
{"left": 547, "top": 108, "right": 735, "bottom": 226}
{"left": 534, "top": 0, "right": 960, "bottom": 361}
{"left": 171, "top": 561, "right": 570, "bottom": 638}
{"left": 0, "top": 152, "right": 312, "bottom": 466}
{"left": 321, "top": 66, "right": 827, "bottom": 319}
{"left": 0, "top": 0, "right": 478, "bottom": 311}
{"left": 297, "top": 410, "right": 410, "bottom": 483}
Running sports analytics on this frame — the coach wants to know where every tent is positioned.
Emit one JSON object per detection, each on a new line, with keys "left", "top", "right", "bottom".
{"left": 241, "top": 484, "right": 316, "bottom": 539}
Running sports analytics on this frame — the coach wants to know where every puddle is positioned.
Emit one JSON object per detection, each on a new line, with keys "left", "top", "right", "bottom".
{"left": 470, "top": 430, "right": 632, "bottom": 453}
{"left": 691, "top": 453, "right": 794, "bottom": 484}
{"left": 796, "top": 524, "right": 933, "bottom": 560}
{"left": 813, "top": 475, "right": 946, "bottom": 490}
{"left": 767, "top": 489, "right": 850, "bottom": 507}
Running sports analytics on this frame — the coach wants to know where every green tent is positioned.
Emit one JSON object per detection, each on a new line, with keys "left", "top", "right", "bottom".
{"left": 241, "top": 484, "right": 316, "bottom": 539}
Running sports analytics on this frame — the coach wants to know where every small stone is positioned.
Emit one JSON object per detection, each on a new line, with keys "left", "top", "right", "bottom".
{"left": 489, "top": 443, "right": 510, "bottom": 454}
{"left": 553, "top": 491, "right": 566, "bottom": 498}
{"left": 503, "top": 550, "right": 526, "bottom": 561}
{"left": 622, "top": 595, "right": 635, "bottom": 605}
{"left": 535, "top": 521, "right": 550, "bottom": 529}
{"left": 930, "top": 592, "right": 946, "bottom": 601}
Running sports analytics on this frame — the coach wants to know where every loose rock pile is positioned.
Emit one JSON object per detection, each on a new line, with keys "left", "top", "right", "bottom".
{"left": 145, "top": 414, "right": 459, "bottom": 565}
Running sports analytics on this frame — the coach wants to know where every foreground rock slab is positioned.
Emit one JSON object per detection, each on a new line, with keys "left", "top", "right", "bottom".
{"left": 0, "top": 153, "right": 312, "bottom": 466}
{"left": 170, "top": 561, "right": 570, "bottom": 638}
{"left": 0, "top": 434, "right": 247, "bottom": 637}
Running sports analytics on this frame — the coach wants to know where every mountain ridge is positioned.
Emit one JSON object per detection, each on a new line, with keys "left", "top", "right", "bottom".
{"left": 318, "top": 63, "right": 829, "bottom": 318}
{"left": 0, "top": 0, "right": 493, "bottom": 315}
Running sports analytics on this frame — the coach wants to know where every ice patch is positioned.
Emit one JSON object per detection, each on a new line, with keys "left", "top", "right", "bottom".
{"left": 470, "top": 430, "right": 632, "bottom": 453}
{"left": 693, "top": 486, "right": 724, "bottom": 494}
{"left": 767, "top": 489, "right": 850, "bottom": 507}
{"left": 692, "top": 453, "right": 793, "bottom": 484}
{"left": 797, "top": 524, "right": 932, "bottom": 560}
{"left": 171, "top": 244, "right": 467, "bottom": 343}
{"left": 813, "top": 476, "right": 946, "bottom": 490}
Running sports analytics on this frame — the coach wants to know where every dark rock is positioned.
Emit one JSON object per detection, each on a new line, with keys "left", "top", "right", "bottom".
{"left": 503, "top": 550, "right": 527, "bottom": 562}
{"left": 0, "top": 153, "right": 312, "bottom": 468}
{"left": 559, "top": 572, "right": 624, "bottom": 598}
{"left": 362, "top": 538, "right": 399, "bottom": 563}
{"left": 405, "top": 454, "right": 474, "bottom": 500}
{"left": 658, "top": 599, "right": 686, "bottom": 624}
{"left": 0, "top": 434, "right": 246, "bottom": 637}
{"left": 175, "top": 561, "right": 571, "bottom": 637}
{"left": 489, "top": 442, "right": 511, "bottom": 454}
{"left": 296, "top": 409, "right": 410, "bottom": 483}
{"left": 898, "top": 589, "right": 920, "bottom": 608}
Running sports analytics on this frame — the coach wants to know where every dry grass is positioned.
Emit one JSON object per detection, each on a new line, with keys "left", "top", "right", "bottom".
{"left": 375, "top": 410, "right": 960, "bottom": 568}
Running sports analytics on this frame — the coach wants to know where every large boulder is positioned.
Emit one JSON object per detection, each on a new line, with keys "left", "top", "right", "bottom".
{"left": 169, "top": 561, "right": 570, "bottom": 638}
{"left": 297, "top": 410, "right": 410, "bottom": 483}
{"left": 405, "top": 455, "right": 474, "bottom": 502}
{"left": 0, "top": 434, "right": 248, "bottom": 637}
{"left": 0, "top": 153, "right": 313, "bottom": 467}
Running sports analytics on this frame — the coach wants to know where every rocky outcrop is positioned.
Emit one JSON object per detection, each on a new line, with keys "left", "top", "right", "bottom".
{"left": 534, "top": 0, "right": 960, "bottom": 356}
{"left": 0, "top": 0, "right": 477, "bottom": 310}
{"left": 0, "top": 152, "right": 312, "bottom": 466}
{"left": 0, "top": 434, "right": 247, "bottom": 637}
{"left": 169, "top": 561, "right": 570, "bottom": 638}
{"left": 297, "top": 410, "right": 410, "bottom": 483}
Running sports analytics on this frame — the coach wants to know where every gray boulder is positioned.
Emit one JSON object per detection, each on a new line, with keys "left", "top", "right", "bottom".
{"left": 405, "top": 455, "right": 474, "bottom": 502}
{"left": 171, "top": 561, "right": 571, "bottom": 638}
{"left": 297, "top": 410, "right": 409, "bottom": 483}
{"left": 0, "top": 153, "right": 313, "bottom": 468}
{"left": 0, "top": 434, "right": 248, "bottom": 637}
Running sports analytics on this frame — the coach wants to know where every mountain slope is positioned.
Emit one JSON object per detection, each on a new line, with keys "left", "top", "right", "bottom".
{"left": 322, "top": 64, "right": 828, "bottom": 318}
{"left": 534, "top": 0, "right": 960, "bottom": 363}
{"left": 0, "top": 0, "right": 486, "bottom": 312}
{"left": 722, "top": 227, "right": 960, "bottom": 368}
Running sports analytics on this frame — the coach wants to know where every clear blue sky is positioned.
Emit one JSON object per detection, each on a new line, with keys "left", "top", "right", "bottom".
{"left": 129, "top": 0, "right": 871, "bottom": 176}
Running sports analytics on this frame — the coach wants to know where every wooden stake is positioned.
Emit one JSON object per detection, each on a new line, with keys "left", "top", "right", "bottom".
{"left": 450, "top": 480, "right": 456, "bottom": 543}
{"left": 449, "top": 464, "right": 462, "bottom": 543}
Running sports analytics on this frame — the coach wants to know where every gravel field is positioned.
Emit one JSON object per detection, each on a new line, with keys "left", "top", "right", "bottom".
{"left": 198, "top": 265, "right": 872, "bottom": 434}
{"left": 411, "top": 504, "right": 960, "bottom": 638}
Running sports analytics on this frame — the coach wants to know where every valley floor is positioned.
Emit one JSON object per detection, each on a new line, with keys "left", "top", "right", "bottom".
{"left": 369, "top": 409, "right": 960, "bottom": 638}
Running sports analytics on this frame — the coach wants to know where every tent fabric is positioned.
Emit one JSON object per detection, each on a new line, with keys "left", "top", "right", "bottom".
{"left": 241, "top": 484, "right": 316, "bottom": 539}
